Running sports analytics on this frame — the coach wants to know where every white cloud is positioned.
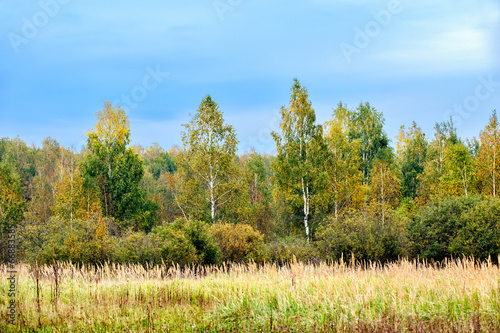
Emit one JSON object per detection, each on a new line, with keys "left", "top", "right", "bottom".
{"left": 376, "top": 27, "right": 495, "bottom": 76}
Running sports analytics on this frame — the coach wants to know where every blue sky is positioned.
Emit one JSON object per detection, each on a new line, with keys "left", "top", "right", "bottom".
{"left": 1, "top": 0, "right": 499, "bottom": 154}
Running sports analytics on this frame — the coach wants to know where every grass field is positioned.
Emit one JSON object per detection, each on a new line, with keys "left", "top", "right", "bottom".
{"left": 1, "top": 257, "right": 499, "bottom": 332}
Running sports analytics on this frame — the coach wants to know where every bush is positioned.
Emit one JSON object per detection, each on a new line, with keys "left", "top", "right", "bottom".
{"left": 111, "top": 231, "right": 162, "bottom": 264}
{"left": 182, "top": 219, "right": 221, "bottom": 265}
{"left": 410, "top": 196, "right": 500, "bottom": 261}
{"left": 316, "top": 212, "right": 376, "bottom": 262}
{"left": 316, "top": 205, "right": 409, "bottom": 263}
{"left": 265, "top": 236, "right": 318, "bottom": 263}
{"left": 19, "top": 217, "right": 112, "bottom": 265}
{"left": 210, "top": 223, "right": 265, "bottom": 263}
{"left": 152, "top": 224, "right": 199, "bottom": 266}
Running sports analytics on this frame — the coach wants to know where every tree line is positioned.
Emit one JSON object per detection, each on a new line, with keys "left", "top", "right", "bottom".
{"left": 1, "top": 79, "right": 499, "bottom": 265}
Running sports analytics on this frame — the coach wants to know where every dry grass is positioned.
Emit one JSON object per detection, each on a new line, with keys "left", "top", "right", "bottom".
{"left": 1, "top": 257, "right": 499, "bottom": 332}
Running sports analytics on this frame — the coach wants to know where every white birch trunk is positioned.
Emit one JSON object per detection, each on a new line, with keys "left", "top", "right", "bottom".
{"left": 380, "top": 164, "right": 385, "bottom": 224}
{"left": 302, "top": 177, "right": 310, "bottom": 243}
{"left": 493, "top": 148, "right": 496, "bottom": 197}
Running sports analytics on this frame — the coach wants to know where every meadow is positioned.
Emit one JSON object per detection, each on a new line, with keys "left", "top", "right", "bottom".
{"left": 1, "top": 258, "right": 499, "bottom": 332}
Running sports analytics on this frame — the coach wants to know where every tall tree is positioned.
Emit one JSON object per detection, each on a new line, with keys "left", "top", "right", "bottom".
{"left": 54, "top": 169, "right": 102, "bottom": 221}
{"left": 346, "top": 102, "right": 389, "bottom": 185}
{"left": 440, "top": 142, "right": 476, "bottom": 197}
{"left": 25, "top": 138, "right": 61, "bottom": 223}
{"left": 271, "top": 79, "right": 323, "bottom": 242}
{"left": 323, "top": 103, "right": 363, "bottom": 219}
{"left": 178, "top": 95, "right": 239, "bottom": 222}
{"left": 81, "top": 102, "right": 155, "bottom": 231}
{"left": 0, "top": 165, "right": 25, "bottom": 261}
{"left": 0, "top": 166, "right": 25, "bottom": 228}
{"left": 476, "top": 110, "right": 500, "bottom": 197}
{"left": 418, "top": 119, "right": 458, "bottom": 203}
{"left": 395, "top": 122, "right": 428, "bottom": 200}
{"left": 242, "top": 152, "right": 273, "bottom": 234}
{"left": 137, "top": 143, "right": 179, "bottom": 223}
{"left": 369, "top": 149, "right": 401, "bottom": 223}
{"left": 0, "top": 137, "right": 36, "bottom": 202}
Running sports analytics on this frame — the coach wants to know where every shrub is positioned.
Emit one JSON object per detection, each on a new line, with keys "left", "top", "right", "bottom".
{"left": 152, "top": 224, "right": 199, "bottom": 266}
{"left": 316, "top": 205, "right": 409, "bottom": 263}
{"left": 265, "top": 236, "right": 318, "bottom": 263}
{"left": 410, "top": 196, "right": 500, "bottom": 261}
{"left": 19, "top": 217, "right": 112, "bottom": 265}
{"left": 111, "top": 231, "right": 162, "bottom": 264}
{"left": 210, "top": 223, "right": 265, "bottom": 263}
{"left": 457, "top": 198, "right": 500, "bottom": 260}
{"left": 316, "top": 212, "right": 376, "bottom": 262}
{"left": 182, "top": 219, "right": 221, "bottom": 265}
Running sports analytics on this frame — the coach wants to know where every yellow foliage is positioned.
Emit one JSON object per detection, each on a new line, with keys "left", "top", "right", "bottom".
{"left": 89, "top": 102, "right": 130, "bottom": 147}
{"left": 55, "top": 170, "right": 102, "bottom": 220}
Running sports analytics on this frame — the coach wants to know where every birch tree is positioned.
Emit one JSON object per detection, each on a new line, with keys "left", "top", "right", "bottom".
{"left": 369, "top": 150, "right": 401, "bottom": 224}
{"left": 476, "top": 110, "right": 500, "bottom": 197}
{"left": 440, "top": 142, "right": 475, "bottom": 197}
{"left": 347, "top": 102, "right": 389, "bottom": 186}
{"left": 271, "top": 79, "right": 323, "bottom": 242}
{"left": 417, "top": 119, "right": 458, "bottom": 203}
{"left": 324, "top": 103, "right": 363, "bottom": 219}
{"left": 178, "top": 95, "right": 239, "bottom": 222}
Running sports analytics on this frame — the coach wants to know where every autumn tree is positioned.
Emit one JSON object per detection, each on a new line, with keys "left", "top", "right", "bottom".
{"left": 476, "top": 110, "right": 500, "bottom": 197}
{"left": 368, "top": 149, "right": 401, "bottom": 223}
{"left": 140, "top": 143, "right": 177, "bottom": 180}
{"left": 54, "top": 169, "right": 102, "bottom": 221}
{"left": 25, "top": 138, "right": 61, "bottom": 223}
{"left": 440, "top": 142, "right": 476, "bottom": 197}
{"left": 323, "top": 103, "right": 363, "bottom": 219}
{"left": 271, "top": 79, "right": 324, "bottom": 242}
{"left": 417, "top": 119, "right": 458, "bottom": 203}
{"left": 0, "top": 165, "right": 25, "bottom": 261}
{"left": 81, "top": 102, "right": 156, "bottom": 231}
{"left": 178, "top": 95, "right": 239, "bottom": 222}
{"left": 242, "top": 152, "right": 273, "bottom": 234}
{"left": 135, "top": 143, "right": 179, "bottom": 223}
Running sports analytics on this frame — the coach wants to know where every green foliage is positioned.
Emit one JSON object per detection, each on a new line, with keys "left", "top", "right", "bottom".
{"left": 0, "top": 137, "right": 37, "bottom": 201}
{"left": 81, "top": 102, "right": 157, "bottom": 231}
{"left": 19, "top": 217, "right": 112, "bottom": 265}
{"left": 271, "top": 79, "right": 324, "bottom": 241}
{"left": 345, "top": 102, "right": 389, "bottom": 184}
{"left": 316, "top": 206, "right": 409, "bottom": 263}
{"left": 210, "top": 223, "right": 265, "bottom": 263}
{"left": 410, "top": 196, "right": 500, "bottom": 261}
{"left": 456, "top": 198, "right": 500, "bottom": 260}
{"left": 475, "top": 110, "right": 500, "bottom": 196}
{"left": 170, "top": 219, "right": 221, "bottom": 265}
{"left": 6, "top": 89, "right": 500, "bottom": 266}
{"left": 396, "top": 122, "right": 428, "bottom": 200}
{"left": 241, "top": 152, "right": 273, "bottom": 235}
{"left": 111, "top": 230, "right": 162, "bottom": 264}
{"left": 0, "top": 164, "right": 25, "bottom": 262}
{"left": 178, "top": 95, "right": 239, "bottom": 222}
{"left": 152, "top": 224, "right": 199, "bottom": 266}
{"left": 0, "top": 165, "right": 25, "bottom": 229}
{"left": 265, "top": 236, "right": 318, "bottom": 263}
{"left": 369, "top": 152, "right": 401, "bottom": 211}
{"left": 323, "top": 103, "right": 363, "bottom": 219}
{"left": 440, "top": 142, "right": 476, "bottom": 197}
{"left": 417, "top": 119, "right": 459, "bottom": 204}
{"left": 141, "top": 143, "right": 177, "bottom": 179}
